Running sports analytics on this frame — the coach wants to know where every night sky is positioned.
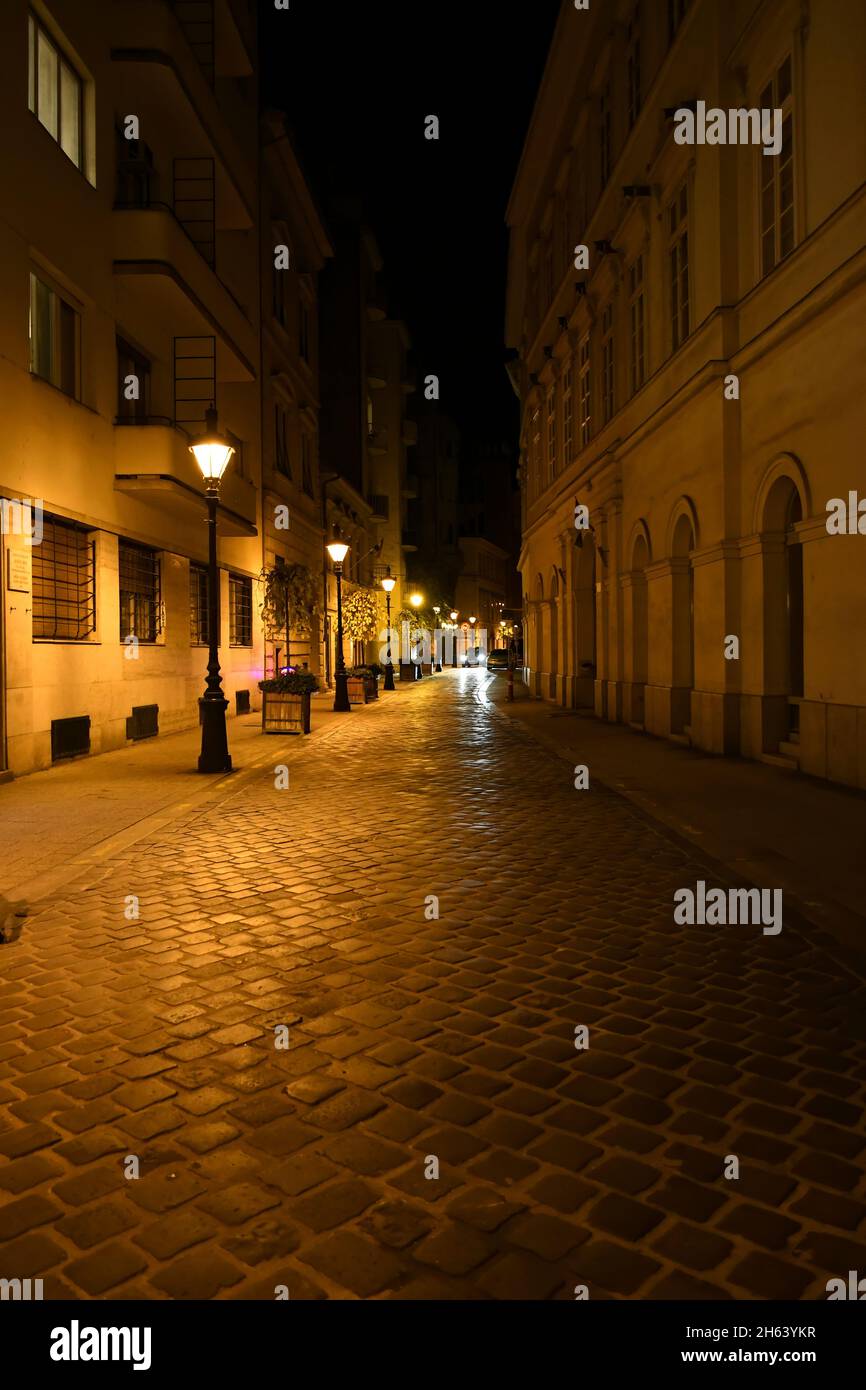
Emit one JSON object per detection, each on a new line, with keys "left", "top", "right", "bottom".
{"left": 260, "top": 0, "right": 560, "bottom": 445}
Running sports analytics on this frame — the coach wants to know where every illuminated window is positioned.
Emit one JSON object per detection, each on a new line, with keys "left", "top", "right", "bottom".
{"left": 29, "top": 270, "right": 79, "bottom": 398}
{"left": 28, "top": 10, "right": 83, "bottom": 169}
{"left": 562, "top": 364, "right": 574, "bottom": 464}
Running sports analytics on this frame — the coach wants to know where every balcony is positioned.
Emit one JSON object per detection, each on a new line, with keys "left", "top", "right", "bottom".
{"left": 401, "top": 371, "right": 417, "bottom": 394}
{"left": 368, "top": 494, "right": 389, "bottom": 521}
{"left": 367, "top": 365, "right": 387, "bottom": 389}
{"left": 113, "top": 205, "right": 256, "bottom": 380}
{"left": 402, "top": 419, "right": 418, "bottom": 447}
{"left": 114, "top": 421, "right": 256, "bottom": 535}
{"left": 111, "top": 0, "right": 256, "bottom": 218}
{"left": 401, "top": 529, "right": 418, "bottom": 553}
{"left": 366, "top": 294, "right": 387, "bottom": 322}
{"left": 402, "top": 475, "right": 418, "bottom": 499}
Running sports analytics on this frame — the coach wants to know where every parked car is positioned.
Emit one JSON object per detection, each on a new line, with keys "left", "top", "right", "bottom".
{"left": 461, "top": 645, "right": 482, "bottom": 667}
{"left": 485, "top": 648, "right": 510, "bottom": 672}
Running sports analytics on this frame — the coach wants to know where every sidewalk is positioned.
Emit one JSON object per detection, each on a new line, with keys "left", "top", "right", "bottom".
{"left": 487, "top": 673, "right": 866, "bottom": 970}
{"left": 0, "top": 686, "right": 408, "bottom": 910}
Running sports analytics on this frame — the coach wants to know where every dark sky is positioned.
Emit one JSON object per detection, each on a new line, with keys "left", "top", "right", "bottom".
{"left": 260, "top": 0, "right": 560, "bottom": 443}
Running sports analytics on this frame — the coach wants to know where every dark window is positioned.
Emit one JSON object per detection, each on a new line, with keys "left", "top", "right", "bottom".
{"left": 28, "top": 10, "right": 84, "bottom": 170}
{"left": 760, "top": 58, "right": 795, "bottom": 277}
{"left": 599, "top": 83, "right": 612, "bottom": 190}
{"left": 668, "top": 0, "right": 689, "bottom": 43}
{"left": 116, "top": 337, "right": 150, "bottom": 422}
{"left": 275, "top": 404, "right": 291, "bottom": 478}
{"left": 119, "top": 540, "right": 160, "bottom": 642}
{"left": 668, "top": 184, "right": 690, "bottom": 351}
{"left": 29, "top": 271, "right": 79, "bottom": 398}
{"left": 301, "top": 433, "right": 314, "bottom": 497}
{"left": 229, "top": 573, "right": 252, "bottom": 646}
{"left": 189, "top": 562, "right": 209, "bottom": 644}
{"left": 627, "top": 18, "right": 641, "bottom": 129}
{"left": 32, "top": 514, "right": 95, "bottom": 640}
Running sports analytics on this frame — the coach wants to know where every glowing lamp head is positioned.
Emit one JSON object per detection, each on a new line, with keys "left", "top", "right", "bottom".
{"left": 381, "top": 574, "right": 396, "bottom": 593}
{"left": 189, "top": 406, "right": 235, "bottom": 484}
{"left": 449, "top": 610, "right": 458, "bottom": 622}
{"left": 409, "top": 592, "right": 423, "bottom": 609}
{"left": 469, "top": 615, "right": 477, "bottom": 625}
{"left": 327, "top": 536, "right": 349, "bottom": 565}
{"left": 433, "top": 605, "right": 441, "bottom": 615}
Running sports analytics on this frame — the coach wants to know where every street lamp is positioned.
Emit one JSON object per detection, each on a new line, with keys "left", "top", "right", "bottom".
{"left": 327, "top": 531, "right": 351, "bottom": 712}
{"left": 189, "top": 406, "right": 235, "bottom": 774}
{"left": 469, "top": 615, "right": 477, "bottom": 670}
{"left": 381, "top": 569, "right": 396, "bottom": 691}
{"left": 433, "top": 605, "right": 442, "bottom": 672}
{"left": 409, "top": 591, "right": 424, "bottom": 675}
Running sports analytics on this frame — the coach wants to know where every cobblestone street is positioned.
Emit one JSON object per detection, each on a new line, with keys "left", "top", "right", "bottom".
{"left": 1, "top": 671, "right": 865, "bottom": 1301}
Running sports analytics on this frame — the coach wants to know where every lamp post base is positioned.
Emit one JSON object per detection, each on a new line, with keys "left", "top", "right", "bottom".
{"left": 333, "top": 671, "right": 351, "bottom": 712}
{"left": 383, "top": 663, "right": 395, "bottom": 691}
{"left": 198, "top": 697, "right": 232, "bottom": 773}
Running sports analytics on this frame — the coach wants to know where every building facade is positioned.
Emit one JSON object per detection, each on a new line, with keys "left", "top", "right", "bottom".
{"left": 506, "top": 0, "right": 866, "bottom": 787}
{"left": 259, "top": 106, "right": 332, "bottom": 680}
{"left": 1, "top": 0, "right": 264, "bottom": 775}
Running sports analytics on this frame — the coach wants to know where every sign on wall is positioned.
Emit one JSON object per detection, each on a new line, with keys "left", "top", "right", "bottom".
{"left": 7, "top": 548, "right": 31, "bottom": 593}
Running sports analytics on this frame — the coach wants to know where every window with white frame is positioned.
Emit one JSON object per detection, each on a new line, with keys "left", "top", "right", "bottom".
{"left": 629, "top": 254, "right": 646, "bottom": 393}
{"left": 759, "top": 55, "right": 795, "bottom": 277}
{"left": 530, "top": 405, "right": 541, "bottom": 500}
{"left": 668, "top": 182, "right": 690, "bottom": 352}
{"left": 29, "top": 270, "right": 79, "bottom": 398}
{"left": 601, "top": 304, "right": 615, "bottom": 424}
{"left": 546, "top": 385, "right": 557, "bottom": 485}
{"left": 578, "top": 335, "right": 592, "bottom": 447}
{"left": 562, "top": 363, "right": 574, "bottom": 465}
{"left": 28, "top": 10, "right": 84, "bottom": 170}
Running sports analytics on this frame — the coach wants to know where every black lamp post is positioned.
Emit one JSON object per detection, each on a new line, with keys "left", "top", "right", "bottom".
{"left": 189, "top": 406, "right": 235, "bottom": 773}
{"left": 327, "top": 533, "right": 351, "bottom": 712}
{"left": 433, "top": 605, "right": 442, "bottom": 671}
{"left": 381, "top": 569, "right": 396, "bottom": 690}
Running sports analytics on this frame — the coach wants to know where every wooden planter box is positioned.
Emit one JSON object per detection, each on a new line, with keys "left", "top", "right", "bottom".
{"left": 363, "top": 675, "right": 379, "bottom": 702}
{"left": 399, "top": 663, "right": 419, "bottom": 682}
{"left": 346, "top": 676, "right": 366, "bottom": 706}
{"left": 261, "top": 690, "right": 311, "bottom": 735}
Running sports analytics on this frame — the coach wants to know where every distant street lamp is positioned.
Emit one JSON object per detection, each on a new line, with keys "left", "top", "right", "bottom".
{"left": 409, "top": 591, "right": 424, "bottom": 673}
{"left": 381, "top": 569, "right": 396, "bottom": 691}
{"left": 327, "top": 531, "right": 351, "bottom": 712}
{"left": 189, "top": 406, "right": 235, "bottom": 774}
{"left": 449, "top": 610, "right": 459, "bottom": 668}
{"left": 433, "top": 605, "right": 442, "bottom": 671}
{"left": 469, "top": 615, "right": 477, "bottom": 669}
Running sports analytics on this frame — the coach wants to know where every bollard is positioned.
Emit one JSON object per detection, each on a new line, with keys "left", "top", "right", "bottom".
{"left": 507, "top": 662, "right": 515, "bottom": 702}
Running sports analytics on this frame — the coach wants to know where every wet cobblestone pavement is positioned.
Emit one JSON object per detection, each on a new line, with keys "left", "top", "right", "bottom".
{"left": 1, "top": 671, "right": 865, "bottom": 1300}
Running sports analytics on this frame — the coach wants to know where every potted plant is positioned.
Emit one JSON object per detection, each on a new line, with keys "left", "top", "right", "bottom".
{"left": 259, "top": 561, "right": 320, "bottom": 673}
{"left": 341, "top": 587, "right": 380, "bottom": 669}
{"left": 258, "top": 670, "right": 319, "bottom": 734}
{"left": 349, "top": 664, "right": 381, "bottom": 702}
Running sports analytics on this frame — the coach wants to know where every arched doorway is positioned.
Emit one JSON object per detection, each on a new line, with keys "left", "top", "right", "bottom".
{"left": 762, "top": 475, "right": 804, "bottom": 742}
{"left": 572, "top": 533, "right": 596, "bottom": 707}
{"left": 671, "top": 513, "right": 695, "bottom": 733}
{"left": 631, "top": 532, "right": 649, "bottom": 725}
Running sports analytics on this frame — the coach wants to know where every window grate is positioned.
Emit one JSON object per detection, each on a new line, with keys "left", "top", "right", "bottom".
{"left": 32, "top": 514, "right": 95, "bottom": 640}
{"left": 229, "top": 573, "right": 252, "bottom": 647}
{"left": 189, "top": 562, "right": 210, "bottom": 644}
{"left": 119, "top": 540, "right": 161, "bottom": 642}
